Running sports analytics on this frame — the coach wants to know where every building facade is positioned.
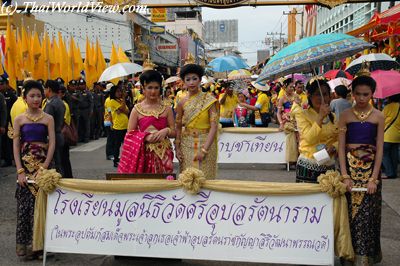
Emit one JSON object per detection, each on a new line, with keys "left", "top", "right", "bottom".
{"left": 317, "top": 3, "right": 378, "bottom": 34}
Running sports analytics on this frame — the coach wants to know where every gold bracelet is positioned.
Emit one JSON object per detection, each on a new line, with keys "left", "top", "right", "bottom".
{"left": 368, "top": 178, "right": 379, "bottom": 184}
{"left": 342, "top": 174, "right": 351, "bottom": 180}
{"left": 201, "top": 147, "right": 209, "bottom": 154}
{"left": 17, "top": 168, "right": 25, "bottom": 175}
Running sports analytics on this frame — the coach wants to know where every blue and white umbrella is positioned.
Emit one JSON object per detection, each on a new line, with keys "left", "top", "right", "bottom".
{"left": 257, "top": 33, "right": 373, "bottom": 82}
{"left": 208, "top": 55, "right": 249, "bottom": 72}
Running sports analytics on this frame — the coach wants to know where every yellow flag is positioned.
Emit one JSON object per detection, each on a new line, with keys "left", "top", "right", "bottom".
{"left": 117, "top": 46, "right": 130, "bottom": 63}
{"left": 110, "top": 42, "right": 119, "bottom": 66}
{"left": 41, "top": 32, "right": 50, "bottom": 80}
{"left": 96, "top": 39, "right": 106, "bottom": 81}
{"left": 68, "top": 36, "right": 81, "bottom": 81}
{"left": 16, "top": 29, "right": 24, "bottom": 80}
{"left": 5, "top": 18, "right": 17, "bottom": 89}
{"left": 109, "top": 42, "right": 119, "bottom": 84}
{"left": 76, "top": 44, "right": 84, "bottom": 79}
{"left": 58, "top": 32, "right": 68, "bottom": 83}
{"left": 50, "top": 36, "right": 60, "bottom": 79}
{"left": 21, "top": 27, "right": 32, "bottom": 73}
{"left": 84, "top": 37, "right": 96, "bottom": 88}
{"left": 31, "top": 31, "right": 42, "bottom": 79}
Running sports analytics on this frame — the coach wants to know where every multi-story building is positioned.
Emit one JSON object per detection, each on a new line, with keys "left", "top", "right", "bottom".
{"left": 317, "top": 3, "right": 378, "bottom": 34}
{"left": 317, "top": 2, "right": 400, "bottom": 35}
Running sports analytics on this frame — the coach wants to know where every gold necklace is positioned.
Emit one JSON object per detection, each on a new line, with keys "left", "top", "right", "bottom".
{"left": 25, "top": 111, "right": 44, "bottom": 122}
{"left": 135, "top": 102, "right": 166, "bottom": 119}
{"left": 352, "top": 107, "right": 373, "bottom": 123}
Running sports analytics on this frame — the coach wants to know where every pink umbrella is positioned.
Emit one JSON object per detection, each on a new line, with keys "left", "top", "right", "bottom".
{"left": 371, "top": 70, "right": 400, "bottom": 99}
{"left": 285, "top": 73, "right": 307, "bottom": 83}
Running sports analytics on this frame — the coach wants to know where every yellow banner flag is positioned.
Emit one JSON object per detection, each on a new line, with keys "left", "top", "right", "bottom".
{"left": 5, "top": 18, "right": 17, "bottom": 89}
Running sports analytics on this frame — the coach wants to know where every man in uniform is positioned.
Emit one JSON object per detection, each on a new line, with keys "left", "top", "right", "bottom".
{"left": 77, "top": 78, "right": 93, "bottom": 143}
{"left": 0, "top": 76, "right": 17, "bottom": 167}
{"left": 91, "top": 82, "right": 105, "bottom": 140}
{"left": 44, "top": 80, "right": 66, "bottom": 176}
{"left": 66, "top": 79, "right": 81, "bottom": 136}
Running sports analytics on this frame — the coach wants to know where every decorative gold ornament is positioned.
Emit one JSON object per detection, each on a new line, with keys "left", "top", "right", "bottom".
{"left": 352, "top": 107, "right": 373, "bottom": 123}
{"left": 193, "top": 0, "right": 248, "bottom": 7}
{"left": 184, "top": 53, "right": 195, "bottom": 65}
{"left": 25, "top": 111, "right": 44, "bottom": 123}
{"left": 135, "top": 102, "right": 166, "bottom": 118}
{"left": 102, "top": 0, "right": 139, "bottom": 6}
{"left": 355, "top": 61, "right": 371, "bottom": 77}
{"left": 318, "top": 0, "right": 347, "bottom": 8}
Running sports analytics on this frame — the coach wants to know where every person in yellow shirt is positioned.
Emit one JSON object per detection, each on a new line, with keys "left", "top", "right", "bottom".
{"left": 295, "top": 78, "right": 338, "bottom": 183}
{"left": 219, "top": 85, "right": 238, "bottom": 127}
{"left": 294, "top": 80, "right": 308, "bottom": 107}
{"left": 103, "top": 93, "right": 114, "bottom": 161}
{"left": 241, "top": 81, "right": 271, "bottom": 127}
{"left": 109, "top": 85, "right": 129, "bottom": 167}
{"left": 382, "top": 95, "right": 400, "bottom": 178}
{"left": 10, "top": 97, "right": 27, "bottom": 127}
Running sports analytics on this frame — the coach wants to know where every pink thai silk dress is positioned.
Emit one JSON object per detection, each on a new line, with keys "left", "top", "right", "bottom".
{"left": 118, "top": 104, "right": 173, "bottom": 174}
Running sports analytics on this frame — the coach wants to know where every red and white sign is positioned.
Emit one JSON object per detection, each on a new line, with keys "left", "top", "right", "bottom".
{"left": 157, "top": 44, "right": 177, "bottom": 51}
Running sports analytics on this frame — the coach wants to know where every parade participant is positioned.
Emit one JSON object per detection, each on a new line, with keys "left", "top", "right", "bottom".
{"left": 103, "top": 83, "right": 114, "bottom": 160}
{"left": 175, "top": 64, "right": 219, "bottom": 179}
{"left": 91, "top": 82, "right": 105, "bottom": 140}
{"left": 1, "top": 76, "right": 18, "bottom": 167}
{"left": 339, "top": 76, "right": 384, "bottom": 265}
{"left": 65, "top": 80, "right": 80, "bottom": 130}
{"left": 59, "top": 86, "right": 73, "bottom": 178}
{"left": 294, "top": 80, "right": 307, "bottom": 107}
{"left": 0, "top": 92, "right": 6, "bottom": 165}
{"left": 109, "top": 85, "right": 129, "bottom": 167}
{"left": 44, "top": 80, "right": 66, "bottom": 177}
{"left": 295, "top": 77, "right": 338, "bottom": 183}
{"left": 219, "top": 83, "right": 238, "bottom": 127}
{"left": 277, "top": 78, "right": 297, "bottom": 131}
{"left": 381, "top": 94, "right": 400, "bottom": 179}
{"left": 233, "top": 90, "right": 250, "bottom": 127}
{"left": 13, "top": 80, "right": 55, "bottom": 260}
{"left": 330, "top": 85, "right": 352, "bottom": 119}
{"left": 240, "top": 81, "right": 271, "bottom": 127}
{"left": 118, "top": 70, "right": 175, "bottom": 174}
{"left": 77, "top": 78, "right": 93, "bottom": 143}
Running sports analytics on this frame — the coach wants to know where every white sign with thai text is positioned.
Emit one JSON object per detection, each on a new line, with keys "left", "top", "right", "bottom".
{"left": 45, "top": 188, "right": 334, "bottom": 265}
{"left": 218, "top": 131, "right": 286, "bottom": 164}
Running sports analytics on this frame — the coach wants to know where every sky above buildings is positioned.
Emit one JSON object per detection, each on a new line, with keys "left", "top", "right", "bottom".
{"left": 203, "top": 6, "right": 290, "bottom": 66}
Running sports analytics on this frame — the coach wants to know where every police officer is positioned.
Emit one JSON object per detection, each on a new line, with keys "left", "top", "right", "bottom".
{"left": 91, "top": 82, "right": 105, "bottom": 140}
{"left": 66, "top": 79, "right": 81, "bottom": 133}
{"left": 0, "top": 76, "right": 17, "bottom": 167}
{"left": 77, "top": 78, "right": 93, "bottom": 143}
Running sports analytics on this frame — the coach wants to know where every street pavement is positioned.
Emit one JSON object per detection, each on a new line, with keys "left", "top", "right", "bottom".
{"left": 0, "top": 138, "right": 399, "bottom": 266}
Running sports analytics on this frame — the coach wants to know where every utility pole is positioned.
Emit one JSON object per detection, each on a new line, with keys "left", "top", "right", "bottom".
{"left": 264, "top": 31, "right": 284, "bottom": 55}
{"left": 283, "top": 8, "right": 304, "bottom": 44}
{"left": 129, "top": 15, "right": 135, "bottom": 63}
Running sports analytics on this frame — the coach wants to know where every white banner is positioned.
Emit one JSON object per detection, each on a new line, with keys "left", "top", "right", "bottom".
{"left": 218, "top": 131, "right": 286, "bottom": 164}
{"left": 45, "top": 188, "right": 334, "bottom": 265}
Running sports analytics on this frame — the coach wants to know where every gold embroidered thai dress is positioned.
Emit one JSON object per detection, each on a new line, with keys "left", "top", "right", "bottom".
{"left": 181, "top": 92, "right": 218, "bottom": 179}
{"left": 344, "top": 122, "right": 382, "bottom": 265}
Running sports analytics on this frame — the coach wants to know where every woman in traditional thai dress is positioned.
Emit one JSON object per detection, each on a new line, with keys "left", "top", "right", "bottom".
{"left": 339, "top": 76, "right": 384, "bottom": 265}
{"left": 118, "top": 70, "right": 175, "bottom": 174}
{"left": 278, "top": 78, "right": 300, "bottom": 165}
{"left": 175, "top": 64, "right": 219, "bottom": 179}
{"left": 13, "top": 80, "right": 55, "bottom": 260}
{"left": 295, "top": 78, "right": 338, "bottom": 183}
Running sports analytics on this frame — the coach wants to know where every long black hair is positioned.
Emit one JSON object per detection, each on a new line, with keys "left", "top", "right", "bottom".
{"left": 109, "top": 85, "right": 120, "bottom": 100}
{"left": 306, "top": 78, "right": 334, "bottom": 123}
